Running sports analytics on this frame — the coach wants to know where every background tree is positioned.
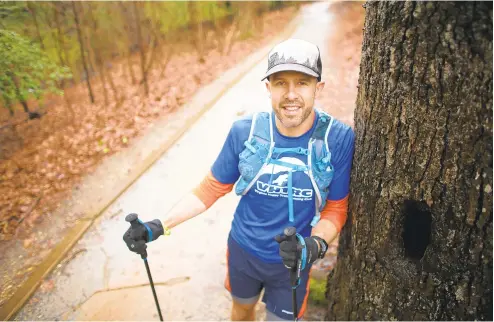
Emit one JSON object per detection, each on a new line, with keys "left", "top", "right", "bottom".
{"left": 72, "top": 1, "right": 94, "bottom": 104}
{"left": 0, "top": 30, "right": 70, "bottom": 118}
{"left": 52, "top": 1, "right": 74, "bottom": 116}
{"left": 326, "top": 2, "right": 492, "bottom": 320}
{"left": 142, "top": 1, "right": 180, "bottom": 79}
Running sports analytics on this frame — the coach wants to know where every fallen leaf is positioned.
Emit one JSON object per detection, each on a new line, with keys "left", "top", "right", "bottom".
{"left": 23, "top": 239, "right": 33, "bottom": 248}
{"left": 40, "top": 279, "right": 55, "bottom": 293}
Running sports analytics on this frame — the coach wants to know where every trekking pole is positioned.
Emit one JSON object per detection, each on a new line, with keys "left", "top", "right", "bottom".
{"left": 284, "top": 227, "right": 301, "bottom": 322}
{"left": 126, "top": 213, "right": 164, "bottom": 321}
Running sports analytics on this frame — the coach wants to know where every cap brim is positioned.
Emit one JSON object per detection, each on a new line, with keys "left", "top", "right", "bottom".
{"left": 261, "top": 64, "right": 319, "bottom": 81}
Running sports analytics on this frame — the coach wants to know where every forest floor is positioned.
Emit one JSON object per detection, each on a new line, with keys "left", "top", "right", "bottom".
{"left": 0, "top": 2, "right": 365, "bottom": 318}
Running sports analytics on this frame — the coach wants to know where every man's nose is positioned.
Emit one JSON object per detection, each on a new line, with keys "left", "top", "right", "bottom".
{"left": 285, "top": 84, "right": 298, "bottom": 100}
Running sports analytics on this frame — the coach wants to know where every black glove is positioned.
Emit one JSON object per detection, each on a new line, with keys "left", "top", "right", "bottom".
{"left": 123, "top": 219, "right": 164, "bottom": 255}
{"left": 275, "top": 234, "right": 322, "bottom": 270}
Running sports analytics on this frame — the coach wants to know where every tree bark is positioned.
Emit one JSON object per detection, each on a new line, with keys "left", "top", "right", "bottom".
{"left": 234, "top": 2, "right": 257, "bottom": 40}
{"left": 9, "top": 72, "right": 30, "bottom": 114}
{"left": 188, "top": 2, "right": 206, "bottom": 64}
{"left": 106, "top": 67, "right": 120, "bottom": 105}
{"left": 118, "top": 2, "right": 137, "bottom": 85}
{"left": 53, "top": 2, "right": 74, "bottom": 119}
{"left": 211, "top": 11, "right": 236, "bottom": 56}
{"left": 326, "top": 2, "right": 492, "bottom": 321}
{"left": 133, "top": 1, "right": 149, "bottom": 96}
{"left": 126, "top": 52, "right": 137, "bottom": 85}
{"left": 158, "top": 46, "right": 173, "bottom": 79}
{"left": 27, "top": 3, "right": 45, "bottom": 50}
{"left": 9, "top": 73, "right": 41, "bottom": 120}
{"left": 58, "top": 2, "right": 75, "bottom": 87}
{"left": 87, "top": 2, "right": 109, "bottom": 107}
{"left": 72, "top": 1, "right": 95, "bottom": 104}
{"left": 144, "top": 28, "right": 160, "bottom": 77}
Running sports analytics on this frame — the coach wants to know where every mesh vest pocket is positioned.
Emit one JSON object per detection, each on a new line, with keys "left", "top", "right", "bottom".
{"left": 236, "top": 140, "right": 270, "bottom": 194}
{"left": 311, "top": 148, "right": 334, "bottom": 199}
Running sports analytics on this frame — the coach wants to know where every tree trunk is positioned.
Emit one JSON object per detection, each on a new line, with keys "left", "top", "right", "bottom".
{"left": 326, "top": 2, "right": 492, "bottom": 321}
{"left": 58, "top": 2, "right": 76, "bottom": 87}
{"left": 158, "top": 46, "right": 173, "bottom": 79}
{"left": 87, "top": 2, "right": 109, "bottom": 107}
{"left": 188, "top": 1, "right": 206, "bottom": 64}
{"left": 212, "top": 11, "right": 236, "bottom": 56}
{"left": 118, "top": 2, "right": 137, "bottom": 85}
{"left": 27, "top": 3, "right": 45, "bottom": 50}
{"left": 20, "top": 100, "right": 30, "bottom": 115}
{"left": 234, "top": 2, "right": 257, "bottom": 40}
{"left": 127, "top": 52, "right": 137, "bottom": 85}
{"left": 224, "top": 20, "right": 239, "bottom": 56}
{"left": 106, "top": 67, "right": 120, "bottom": 104}
{"left": 133, "top": 1, "right": 149, "bottom": 96}
{"left": 144, "top": 28, "right": 160, "bottom": 78}
{"left": 82, "top": 4, "right": 97, "bottom": 81}
{"left": 72, "top": 1, "right": 95, "bottom": 104}
{"left": 10, "top": 73, "right": 41, "bottom": 120}
{"left": 53, "top": 2, "right": 74, "bottom": 120}
{"left": 9, "top": 73, "right": 30, "bottom": 114}
{"left": 53, "top": 2, "right": 65, "bottom": 67}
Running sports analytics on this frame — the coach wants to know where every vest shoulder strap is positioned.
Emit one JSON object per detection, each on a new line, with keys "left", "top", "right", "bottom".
{"left": 247, "top": 109, "right": 333, "bottom": 157}
{"left": 248, "top": 111, "right": 272, "bottom": 145}
{"left": 311, "top": 109, "right": 334, "bottom": 159}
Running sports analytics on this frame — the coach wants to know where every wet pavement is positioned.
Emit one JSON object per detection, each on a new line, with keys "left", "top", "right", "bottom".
{"left": 15, "top": 2, "right": 334, "bottom": 320}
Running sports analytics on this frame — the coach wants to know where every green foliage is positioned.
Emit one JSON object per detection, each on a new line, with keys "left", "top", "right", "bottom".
{"left": 192, "top": 2, "right": 231, "bottom": 24}
{"left": 0, "top": 30, "right": 70, "bottom": 111}
{"left": 142, "top": 2, "right": 232, "bottom": 36}
{"left": 1, "top": 2, "right": 77, "bottom": 77}
{"left": 308, "top": 277, "right": 327, "bottom": 306}
{"left": 268, "top": 0, "right": 285, "bottom": 10}
{"left": 0, "top": 1, "right": 28, "bottom": 27}
{"left": 143, "top": 2, "right": 189, "bottom": 35}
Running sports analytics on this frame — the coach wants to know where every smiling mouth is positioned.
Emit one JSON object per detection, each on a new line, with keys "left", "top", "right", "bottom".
{"left": 281, "top": 106, "right": 301, "bottom": 116}
{"left": 282, "top": 105, "right": 301, "bottom": 110}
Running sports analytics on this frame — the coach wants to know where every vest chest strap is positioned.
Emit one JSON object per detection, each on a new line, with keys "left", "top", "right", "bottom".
{"left": 268, "top": 159, "right": 308, "bottom": 172}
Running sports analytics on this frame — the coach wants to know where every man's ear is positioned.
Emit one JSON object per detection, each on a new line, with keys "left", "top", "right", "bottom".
{"left": 265, "top": 81, "right": 272, "bottom": 98}
{"left": 315, "top": 81, "right": 325, "bottom": 99}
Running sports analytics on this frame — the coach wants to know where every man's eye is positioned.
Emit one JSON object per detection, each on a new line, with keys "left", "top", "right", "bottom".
{"left": 299, "top": 81, "right": 308, "bottom": 86}
{"left": 276, "top": 81, "right": 285, "bottom": 86}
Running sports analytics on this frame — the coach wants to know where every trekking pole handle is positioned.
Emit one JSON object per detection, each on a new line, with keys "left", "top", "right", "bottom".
{"left": 284, "top": 227, "right": 300, "bottom": 321}
{"left": 284, "top": 227, "right": 301, "bottom": 287}
{"left": 284, "top": 227, "right": 297, "bottom": 241}
{"left": 125, "top": 213, "right": 148, "bottom": 259}
{"left": 126, "top": 213, "right": 140, "bottom": 229}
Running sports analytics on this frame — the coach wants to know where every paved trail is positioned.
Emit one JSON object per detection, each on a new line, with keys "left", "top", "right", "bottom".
{"left": 15, "top": 3, "right": 333, "bottom": 320}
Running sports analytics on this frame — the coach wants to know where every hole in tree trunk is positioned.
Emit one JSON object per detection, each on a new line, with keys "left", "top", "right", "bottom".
{"left": 402, "top": 200, "right": 432, "bottom": 260}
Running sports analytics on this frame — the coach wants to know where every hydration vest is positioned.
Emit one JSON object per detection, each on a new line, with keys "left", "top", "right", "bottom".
{"left": 234, "top": 109, "right": 335, "bottom": 227}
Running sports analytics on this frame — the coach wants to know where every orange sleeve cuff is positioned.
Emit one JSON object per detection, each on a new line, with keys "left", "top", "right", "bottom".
{"left": 192, "top": 171, "right": 235, "bottom": 209}
{"left": 320, "top": 195, "right": 349, "bottom": 232}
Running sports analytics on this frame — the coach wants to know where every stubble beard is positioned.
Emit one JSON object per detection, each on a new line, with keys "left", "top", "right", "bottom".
{"left": 274, "top": 104, "right": 313, "bottom": 129}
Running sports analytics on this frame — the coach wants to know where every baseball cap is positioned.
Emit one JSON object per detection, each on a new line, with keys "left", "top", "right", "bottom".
{"left": 261, "top": 38, "right": 322, "bottom": 81}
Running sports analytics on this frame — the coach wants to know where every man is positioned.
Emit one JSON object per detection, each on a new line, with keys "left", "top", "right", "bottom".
{"left": 123, "top": 38, "right": 355, "bottom": 321}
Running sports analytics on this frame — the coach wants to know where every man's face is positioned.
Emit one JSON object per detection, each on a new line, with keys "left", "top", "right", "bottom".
{"left": 266, "top": 71, "right": 325, "bottom": 129}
